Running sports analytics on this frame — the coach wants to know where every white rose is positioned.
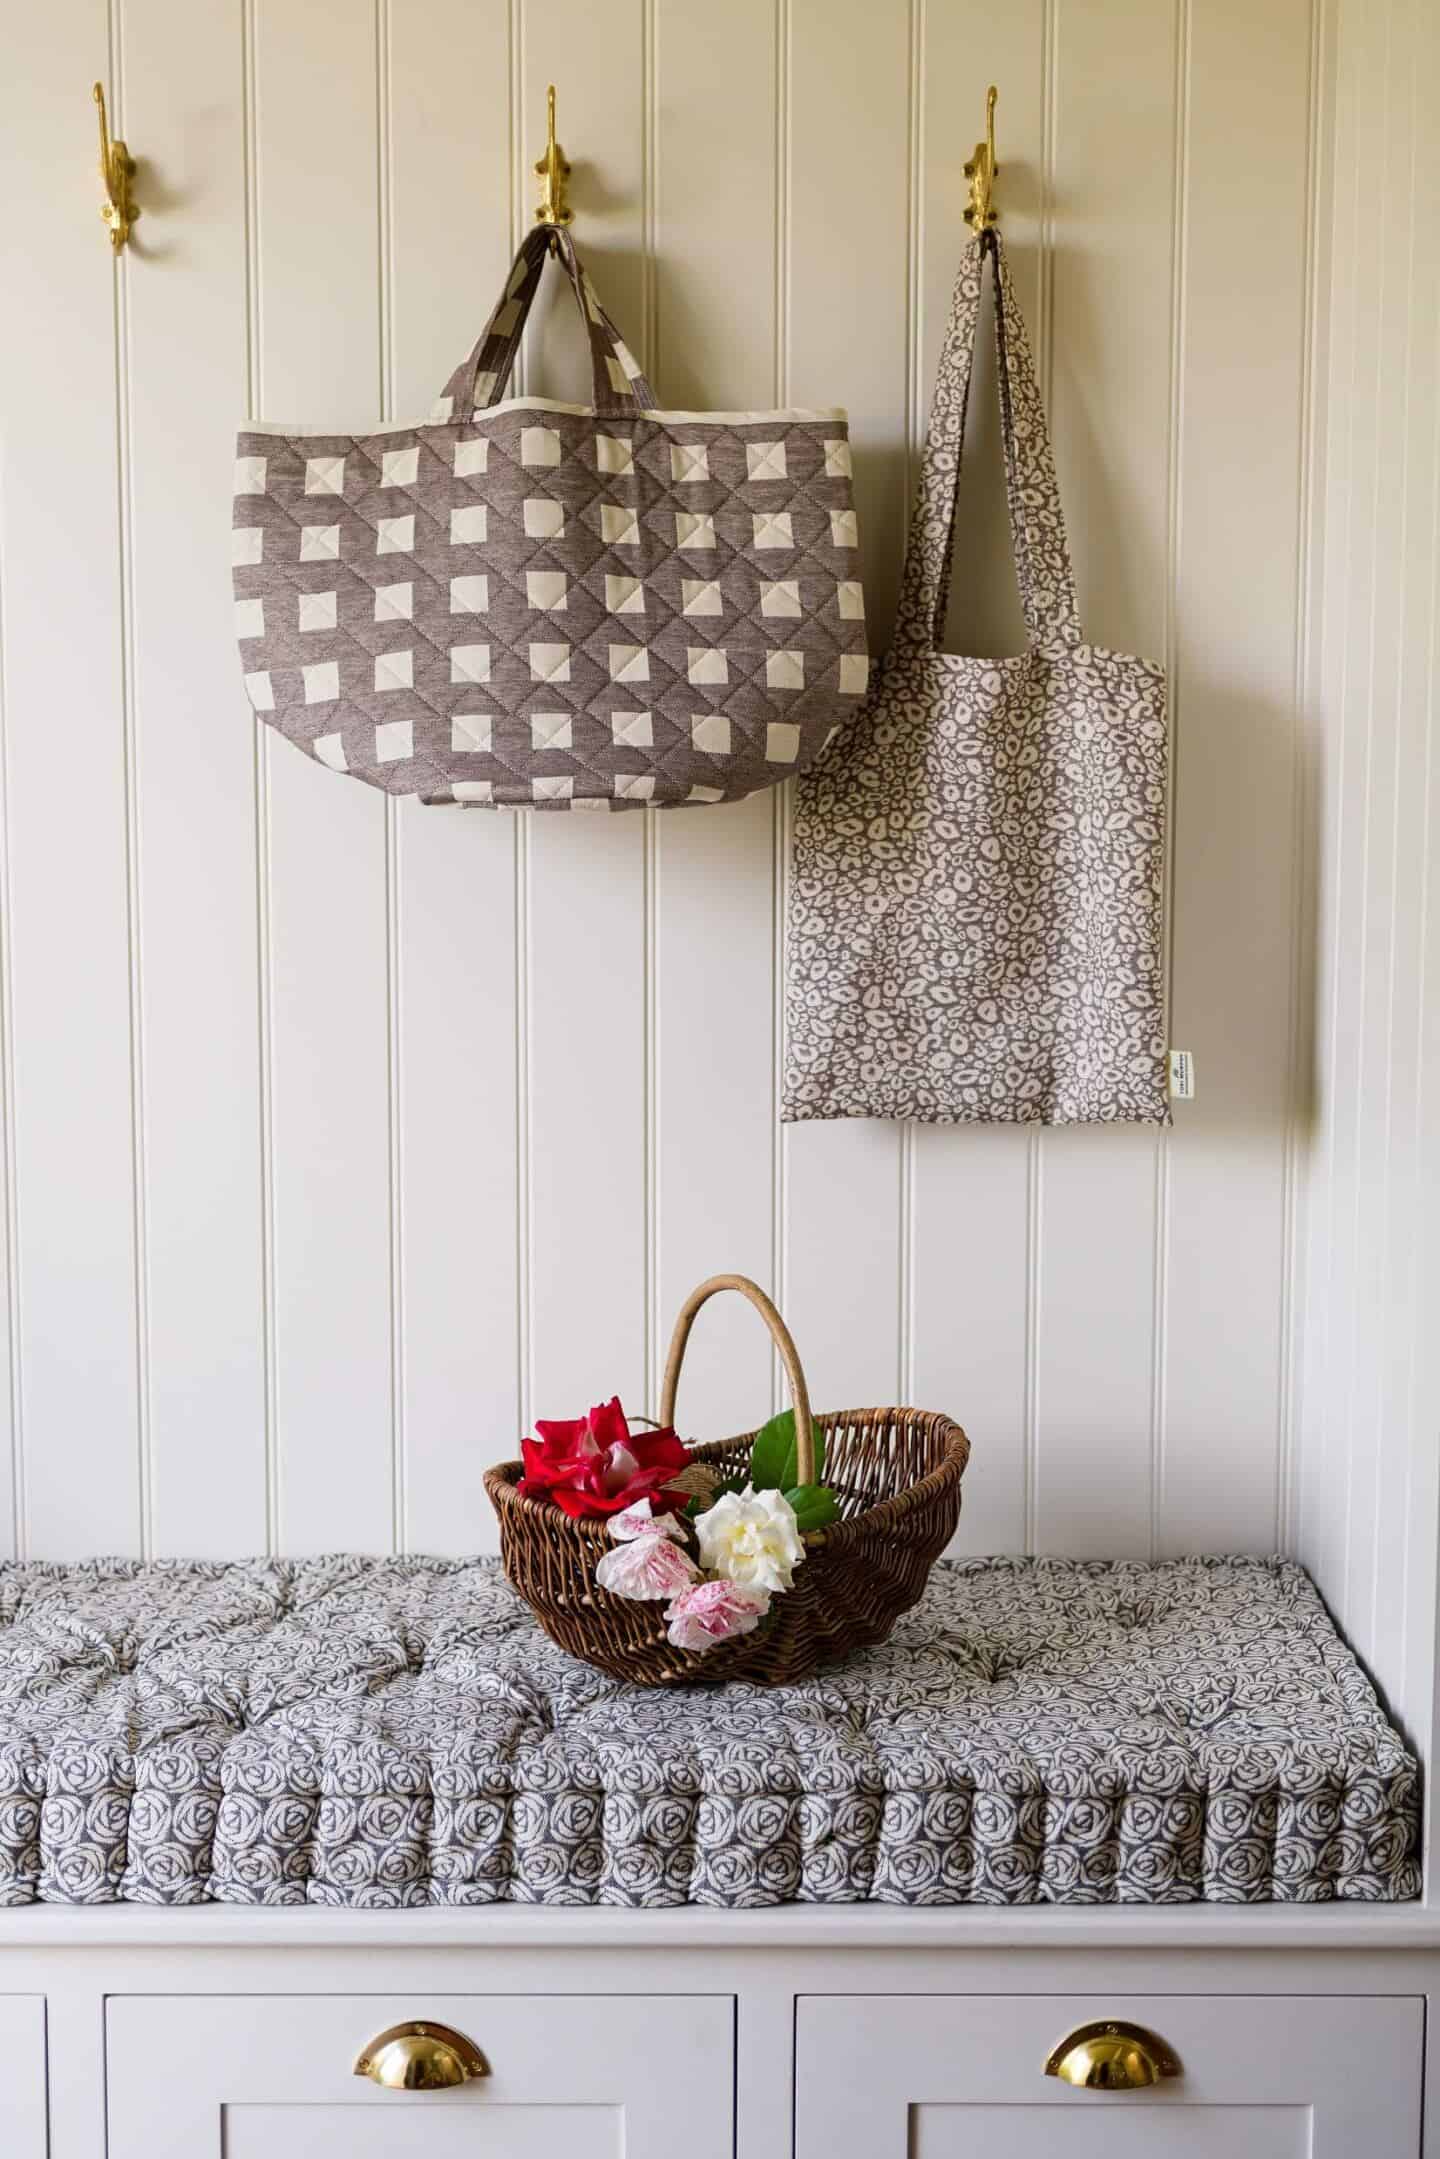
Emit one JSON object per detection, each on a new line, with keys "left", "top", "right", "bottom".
{"left": 694, "top": 1485, "right": 805, "bottom": 1595}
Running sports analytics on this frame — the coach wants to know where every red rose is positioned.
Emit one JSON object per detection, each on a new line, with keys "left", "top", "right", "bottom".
{"left": 518, "top": 1397, "right": 692, "bottom": 1521}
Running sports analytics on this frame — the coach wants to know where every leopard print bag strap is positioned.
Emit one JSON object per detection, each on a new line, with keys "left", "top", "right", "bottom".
{"left": 893, "top": 231, "right": 1081, "bottom": 657}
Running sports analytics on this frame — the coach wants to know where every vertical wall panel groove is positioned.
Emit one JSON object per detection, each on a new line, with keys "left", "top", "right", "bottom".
{"left": 0, "top": 470, "right": 18, "bottom": 1559}
{"left": 1293, "top": 0, "right": 1440, "bottom": 1889}
{"left": 1303, "top": 0, "right": 1357, "bottom": 1620}
{"left": 1332, "top": 0, "right": 1386, "bottom": 1639}
{"left": 910, "top": 0, "right": 1041, "bottom": 1560}
{"left": 377, "top": 0, "right": 405, "bottom": 1553}
{"left": 385, "top": 819, "right": 405, "bottom": 1549}
{"left": 239, "top": 0, "right": 278, "bottom": 1556}
{"left": 127, "top": 0, "right": 271, "bottom": 1557}
{"left": 1338, "top": 0, "right": 1393, "bottom": 1647}
{"left": 1413, "top": 197, "right": 1440, "bottom": 1771}
{"left": 653, "top": 0, "right": 780, "bottom": 1440}
{"left": 522, "top": 0, "right": 649, "bottom": 1428}
{"left": 895, "top": 0, "right": 922, "bottom": 1410}
{"left": 640, "top": 0, "right": 658, "bottom": 1413}
{"left": 1368, "top": 0, "right": 1434, "bottom": 1734}
{"left": 1148, "top": 1143, "right": 1169, "bottom": 1556}
{"left": 389, "top": 0, "right": 517, "bottom": 1552}
{"left": 1019, "top": 1144, "right": 1041, "bottom": 1551}
{"left": 256, "top": 0, "right": 393, "bottom": 1554}
{"left": 511, "top": 0, "right": 532, "bottom": 1454}
{"left": 107, "top": 1, "right": 155, "bottom": 1561}
{"left": 1027, "top": 0, "right": 1056, "bottom": 1555}
{"left": 1357, "top": 0, "right": 1409, "bottom": 1678}
{"left": 1031, "top": 0, "right": 1172, "bottom": 1561}
{"left": 1150, "top": 0, "right": 1190, "bottom": 1554}
{"left": 770, "top": 0, "right": 791, "bottom": 1420}
{"left": 1278, "top": 0, "right": 1327, "bottom": 1556}
{"left": 1378, "top": 0, "right": 1421, "bottom": 1700}
{"left": 1031, "top": 0, "right": 1053, "bottom": 1554}
{"left": 781, "top": 0, "right": 908, "bottom": 1419}
{"left": 1, "top": 1, "right": 142, "bottom": 1558}
{"left": 1162, "top": 0, "right": 1314, "bottom": 1558}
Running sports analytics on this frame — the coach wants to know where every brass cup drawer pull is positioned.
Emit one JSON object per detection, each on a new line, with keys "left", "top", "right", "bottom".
{"left": 1044, "top": 2020, "right": 1180, "bottom": 2091}
{"left": 353, "top": 2021, "right": 491, "bottom": 2091}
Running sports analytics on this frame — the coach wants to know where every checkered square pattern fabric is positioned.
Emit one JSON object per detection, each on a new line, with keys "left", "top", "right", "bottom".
{"left": 233, "top": 227, "right": 867, "bottom": 810}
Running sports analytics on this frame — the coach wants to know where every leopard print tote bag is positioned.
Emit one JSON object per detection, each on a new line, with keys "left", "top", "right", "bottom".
{"left": 784, "top": 231, "right": 1169, "bottom": 1124}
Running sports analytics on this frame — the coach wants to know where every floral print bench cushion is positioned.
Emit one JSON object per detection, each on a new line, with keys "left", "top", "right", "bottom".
{"left": 0, "top": 1554, "right": 1416, "bottom": 1907}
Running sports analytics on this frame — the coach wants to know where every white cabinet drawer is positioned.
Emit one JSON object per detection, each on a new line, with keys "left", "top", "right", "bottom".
{"left": 797, "top": 1994, "right": 1422, "bottom": 2159}
{"left": 108, "top": 1993, "right": 733, "bottom": 2159}
{"left": 0, "top": 1998, "right": 46, "bottom": 2159}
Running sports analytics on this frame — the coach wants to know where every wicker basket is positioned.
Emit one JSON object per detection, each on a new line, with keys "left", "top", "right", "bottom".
{"left": 484, "top": 1273, "right": 970, "bottom": 1686}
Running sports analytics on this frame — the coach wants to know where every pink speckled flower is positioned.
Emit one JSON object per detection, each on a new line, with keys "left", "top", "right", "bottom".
{"left": 594, "top": 1532, "right": 698, "bottom": 1602}
{"left": 664, "top": 1577, "right": 771, "bottom": 1653}
{"left": 609, "top": 1498, "right": 687, "bottom": 1545}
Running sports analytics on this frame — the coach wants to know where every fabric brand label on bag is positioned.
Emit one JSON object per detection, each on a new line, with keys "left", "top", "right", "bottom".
{"left": 1168, "top": 1049, "right": 1196, "bottom": 1100}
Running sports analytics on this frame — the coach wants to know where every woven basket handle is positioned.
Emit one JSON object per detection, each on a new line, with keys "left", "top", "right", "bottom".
{"left": 659, "top": 1275, "right": 816, "bottom": 1487}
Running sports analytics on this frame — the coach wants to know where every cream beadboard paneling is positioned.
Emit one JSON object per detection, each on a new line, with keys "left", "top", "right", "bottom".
{"left": 123, "top": 0, "right": 269, "bottom": 1556}
{"left": 1293, "top": 0, "right": 1440, "bottom": 1871}
{"left": 0, "top": 0, "right": 141, "bottom": 1560}
{"left": 522, "top": 4, "right": 653, "bottom": 1432}
{"left": 1028, "top": 0, "right": 1173, "bottom": 1559}
{"left": 253, "top": 0, "right": 396, "bottom": 1554}
{"left": 780, "top": 0, "right": 911, "bottom": 1421}
{"left": 0, "top": 0, "right": 1325, "bottom": 1565}
{"left": 908, "top": 3, "right": 1043, "bottom": 1560}
{"left": 652, "top": 0, "right": 781, "bottom": 1443}
{"left": 388, "top": 0, "right": 521, "bottom": 1551}
{"left": 1164, "top": 0, "right": 1318, "bottom": 1553}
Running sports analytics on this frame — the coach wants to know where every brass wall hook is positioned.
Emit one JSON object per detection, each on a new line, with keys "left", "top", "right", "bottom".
{"left": 963, "top": 83, "right": 999, "bottom": 239}
{"left": 533, "top": 83, "right": 573, "bottom": 253}
{"left": 93, "top": 82, "right": 138, "bottom": 252}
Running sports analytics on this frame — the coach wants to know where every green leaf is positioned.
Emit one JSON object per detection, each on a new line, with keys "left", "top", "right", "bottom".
{"left": 748, "top": 1410, "right": 794, "bottom": 1491}
{"left": 750, "top": 1409, "right": 827, "bottom": 1492}
{"left": 785, "top": 1484, "right": 840, "bottom": 1532}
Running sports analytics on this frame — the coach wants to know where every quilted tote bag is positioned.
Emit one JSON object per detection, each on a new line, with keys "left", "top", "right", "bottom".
{"left": 232, "top": 224, "right": 869, "bottom": 811}
{"left": 784, "top": 232, "right": 1169, "bottom": 1123}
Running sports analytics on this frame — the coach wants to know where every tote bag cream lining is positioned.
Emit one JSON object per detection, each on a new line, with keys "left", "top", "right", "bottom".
{"left": 784, "top": 231, "right": 1170, "bottom": 1125}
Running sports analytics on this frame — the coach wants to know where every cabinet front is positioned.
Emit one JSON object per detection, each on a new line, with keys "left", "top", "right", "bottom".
{"left": 0, "top": 1998, "right": 46, "bottom": 2159}
{"left": 797, "top": 1994, "right": 1423, "bottom": 2159}
{"left": 108, "top": 1992, "right": 734, "bottom": 2159}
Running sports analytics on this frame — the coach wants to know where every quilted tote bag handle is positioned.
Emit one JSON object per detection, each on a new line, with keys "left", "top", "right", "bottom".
{"left": 436, "top": 224, "right": 657, "bottom": 421}
{"left": 893, "top": 230, "right": 1081, "bottom": 657}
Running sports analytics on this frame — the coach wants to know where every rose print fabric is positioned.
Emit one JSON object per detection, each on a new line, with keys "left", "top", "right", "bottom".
{"left": 784, "top": 232, "right": 1171, "bottom": 1123}
{"left": 0, "top": 1554, "right": 1415, "bottom": 1907}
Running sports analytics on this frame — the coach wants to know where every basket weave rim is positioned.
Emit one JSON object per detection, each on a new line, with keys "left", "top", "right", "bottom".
{"left": 484, "top": 1405, "right": 971, "bottom": 1553}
